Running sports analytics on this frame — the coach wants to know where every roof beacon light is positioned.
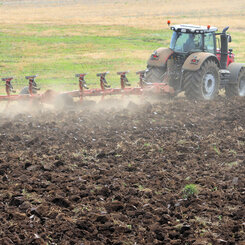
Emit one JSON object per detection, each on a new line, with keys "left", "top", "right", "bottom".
{"left": 167, "top": 20, "right": 171, "bottom": 26}
{"left": 207, "top": 25, "right": 211, "bottom": 30}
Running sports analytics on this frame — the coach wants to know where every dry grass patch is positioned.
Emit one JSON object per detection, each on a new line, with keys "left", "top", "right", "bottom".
{"left": 0, "top": 0, "right": 245, "bottom": 31}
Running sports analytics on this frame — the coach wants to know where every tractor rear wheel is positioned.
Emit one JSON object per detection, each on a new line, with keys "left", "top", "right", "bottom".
{"left": 144, "top": 66, "right": 166, "bottom": 83}
{"left": 225, "top": 67, "right": 245, "bottom": 97}
{"left": 183, "top": 60, "right": 220, "bottom": 100}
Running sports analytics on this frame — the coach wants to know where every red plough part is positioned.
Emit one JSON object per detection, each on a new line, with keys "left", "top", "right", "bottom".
{"left": 0, "top": 71, "right": 175, "bottom": 107}
{"left": 25, "top": 75, "right": 40, "bottom": 96}
{"left": 68, "top": 71, "right": 174, "bottom": 99}
{"left": 0, "top": 76, "right": 41, "bottom": 102}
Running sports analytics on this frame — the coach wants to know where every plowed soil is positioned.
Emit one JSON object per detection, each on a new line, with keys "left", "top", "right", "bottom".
{"left": 0, "top": 96, "right": 244, "bottom": 245}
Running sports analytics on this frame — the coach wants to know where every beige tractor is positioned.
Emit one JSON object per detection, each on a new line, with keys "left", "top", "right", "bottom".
{"left": 144, "top": 24, "right": 245, "bottom": 100}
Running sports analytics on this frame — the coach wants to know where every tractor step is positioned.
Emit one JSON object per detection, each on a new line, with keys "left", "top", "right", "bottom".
{"left": 219, "top": 69, "right": 230, "bottom": 86}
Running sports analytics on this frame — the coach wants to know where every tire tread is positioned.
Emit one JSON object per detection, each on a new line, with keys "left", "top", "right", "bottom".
{"left": 183, "top": 60, "right": 220, "bottom": 100}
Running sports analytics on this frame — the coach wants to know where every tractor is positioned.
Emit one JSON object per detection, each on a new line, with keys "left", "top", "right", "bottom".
{"left": 144, "top": 23, "right": 245, "bottom": 100}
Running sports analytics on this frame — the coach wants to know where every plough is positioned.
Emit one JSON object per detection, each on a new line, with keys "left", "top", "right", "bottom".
{"left": 70, "top": 71, "right": 173, "bottom": 98}
{"left": 0, "top": 71, "right": 175, "bottom": 108}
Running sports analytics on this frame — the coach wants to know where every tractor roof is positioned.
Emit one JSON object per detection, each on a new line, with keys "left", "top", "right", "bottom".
{"left": 170, "top": 24, "right": 218, "bottom": 33}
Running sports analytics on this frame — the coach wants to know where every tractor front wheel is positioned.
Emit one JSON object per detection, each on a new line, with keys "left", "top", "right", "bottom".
{"left": 225, "top": 67, "right": 245, "bottom": 97}
{"left": 183, "top": 60, "right": 220, "bottom": 100}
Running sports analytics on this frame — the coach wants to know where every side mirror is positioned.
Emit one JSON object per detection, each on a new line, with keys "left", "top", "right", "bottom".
{"left": 228, "top": 35, "right": 232, "bottom": 42}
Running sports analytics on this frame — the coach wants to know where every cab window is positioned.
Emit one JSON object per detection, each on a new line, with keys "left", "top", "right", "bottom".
{"left": 204, "top": 33, "right": 215, "bottom": 53}
{"left": 170, "top": 32, "right": 203, "bottom": 53}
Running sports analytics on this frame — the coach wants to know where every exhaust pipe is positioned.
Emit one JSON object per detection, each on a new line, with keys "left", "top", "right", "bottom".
{"left": 220, "top": 26, "right": 229, "bottom": 69}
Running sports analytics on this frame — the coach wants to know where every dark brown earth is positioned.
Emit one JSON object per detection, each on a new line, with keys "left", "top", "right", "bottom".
{"left": 0, "top": 96, "right": 244, "bottom": 245}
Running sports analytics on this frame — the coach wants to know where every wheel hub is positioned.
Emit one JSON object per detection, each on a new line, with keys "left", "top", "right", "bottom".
{"left": 202, "top": 73, "right": 216, "bottom": 99}
{"left": 239, "top": 76, "right": 245, "bottom": 96}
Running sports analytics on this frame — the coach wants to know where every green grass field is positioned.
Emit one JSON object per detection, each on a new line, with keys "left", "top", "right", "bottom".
{"left": 0, "top": 0, "right": 244, "bottom": 93}
{"left": 0, "top": 24, "right": 173, "bottom": 91}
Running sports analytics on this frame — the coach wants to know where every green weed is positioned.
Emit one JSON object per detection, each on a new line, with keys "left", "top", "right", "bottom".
{"left": 211, "top": 186, "right": 218, "bottom": 192}
{"left": 183, "top": 184, "right": 198, "bottom": 198}
{"left": 212, "top": 144, "right": 220, "bottom": 155}
{"left": 127, "top": 224, "right": 132, "bottom": 230}
{"left": 228, "top": 161, "right": 239, "bottom": 167}
{"left": 229, "top": 149, "right": 237, "bottom": 155}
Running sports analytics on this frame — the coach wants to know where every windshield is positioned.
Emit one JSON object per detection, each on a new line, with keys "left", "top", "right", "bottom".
{"left": 170, "top": 31, "right": 203, "bottom": 53}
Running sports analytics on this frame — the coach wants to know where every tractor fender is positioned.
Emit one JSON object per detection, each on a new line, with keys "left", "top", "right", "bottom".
{"left": 147, "top": 48, "right": 173, "bottom": 68}
{"left": 227, "top": 62, "right": 245, "bottom": 83}
{"left": 182, "top": 52, "right": 220, "bottom": 72}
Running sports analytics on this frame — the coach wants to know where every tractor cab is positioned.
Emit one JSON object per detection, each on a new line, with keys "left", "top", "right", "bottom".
{"left": 169, "top": 24, "right": 217, "bottom": 54}
{"left": 169, "top": 24, "right": 234, "bottom": 67}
